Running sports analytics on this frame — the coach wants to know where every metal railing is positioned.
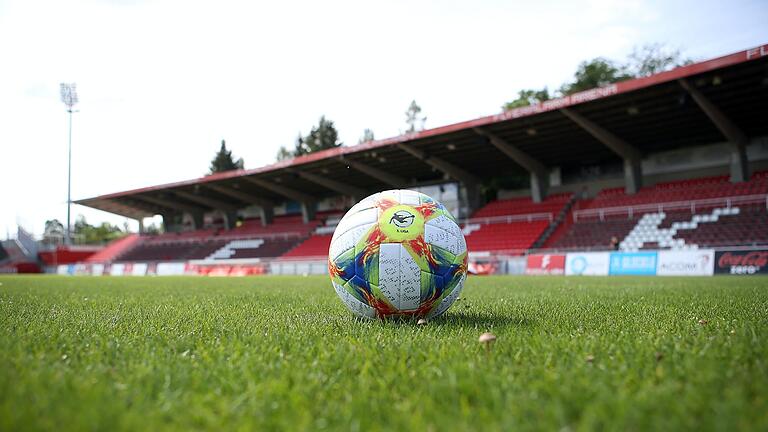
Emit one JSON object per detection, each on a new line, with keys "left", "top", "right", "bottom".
{"left": 573, "top": 194, "right": 768, "bottom": 222}
{"left": 460, "top": 212, "right": 554, "bottom": 226}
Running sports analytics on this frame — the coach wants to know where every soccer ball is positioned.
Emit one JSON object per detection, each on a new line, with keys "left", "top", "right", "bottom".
{"left": 328, "top": 189, "right": 468, "bottom": 319}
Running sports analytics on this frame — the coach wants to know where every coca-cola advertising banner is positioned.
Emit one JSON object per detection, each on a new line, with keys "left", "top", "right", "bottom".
{"left": 714, "top": 250, "right": 768, "bottom": 275}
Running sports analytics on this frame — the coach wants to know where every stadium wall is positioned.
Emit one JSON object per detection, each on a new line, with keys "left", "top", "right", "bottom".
{"left": 53, "top": 247, "right": 767, "bottom": 277}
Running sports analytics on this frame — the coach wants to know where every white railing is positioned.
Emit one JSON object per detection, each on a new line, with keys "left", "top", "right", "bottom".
{"left": 460, "top": 212, "right": 554, "bottom": 226}
{"left": 573, "top": 194, "right": 768, "bottom": 222}
{"left": 142, "top": 230, "right": 305, "bottom": 244}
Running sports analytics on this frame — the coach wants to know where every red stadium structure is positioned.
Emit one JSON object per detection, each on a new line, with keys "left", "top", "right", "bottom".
{"left": 44, "top": 43, "right": 767, "bottom": 276}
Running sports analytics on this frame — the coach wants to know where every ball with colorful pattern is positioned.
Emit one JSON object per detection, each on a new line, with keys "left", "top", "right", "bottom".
{"left": 328, "top": 189, "right": 468, "bottom": 319}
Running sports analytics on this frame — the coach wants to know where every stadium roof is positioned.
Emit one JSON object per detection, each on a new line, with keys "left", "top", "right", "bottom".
{"left": 77, "top": 44, "right": 768, "bottom": 219}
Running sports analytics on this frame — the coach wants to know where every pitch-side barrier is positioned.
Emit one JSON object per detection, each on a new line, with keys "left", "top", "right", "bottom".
{"left": 53, "top": 247, "right": 767, "bottom": 277}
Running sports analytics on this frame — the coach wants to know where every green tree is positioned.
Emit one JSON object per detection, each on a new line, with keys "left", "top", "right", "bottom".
{"left": 42, "top": 219, "right": 65, "bottom": 245}
{"left": 405, "top": 100, "right": 426, "bottom": 133}
{"left": 503, "top": 87, "right": 551, "bottom": 110}
{"left": 209, "top": 140, "right": 244, "bottom": 174}
{"left": 276, "top": 117, "right": 342, "bottom": 161}
{"left": 301, "top": 116, "right": 342, "bottom": 154}
{"left": 358, "top": 128, "right": 375, "bottom": 144}
{"left": 276, "top": 144, "right": 294, "bottom": 161}
{"left": 559, "top": 58, "right": 633, "bottom": 95}
{"left": 73, "top": 216, "right": 126, "bottom": 245}
{"left": 625, "top": 43, "right": 692, "bottom": 77}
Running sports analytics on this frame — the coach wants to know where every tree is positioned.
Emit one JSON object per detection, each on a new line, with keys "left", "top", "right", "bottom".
{"left": 405, "top": 100, "right": 426, "bottom": 133}
{"left": 625, "top": 43, "right": 692, "bottom": 77}
{"left": 276, "top": 144, "right": 294, "bottom": 161}
{"left": 275, "top": 117, "right": 342, "bottom": 161}
{"left": 73, "top": 215, "right": 126, "bottom": 245}
{"left": 209, "top": 140, "right": 244, "bottom": 174}
{"left": 559, "top": 58, "right": 633, "bottom": 95}
{"left": 358, "top": 128, "right": 375, "bottom": 144}
{"left": 42, "top": 219, "right": 65, "bottom": 245}
{"left": 301, "top": 116, "right": 342, "bottom": 153}
{"left": 503, "top": 87, "right": 551, "bottom": 110}
{"left": 144, "top": 222, "right": 163, "bottom": 235}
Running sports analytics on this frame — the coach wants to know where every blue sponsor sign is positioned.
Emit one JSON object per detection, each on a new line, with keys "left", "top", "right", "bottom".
{"left": 609, "top": 252, "right": 658, "bottom": 276}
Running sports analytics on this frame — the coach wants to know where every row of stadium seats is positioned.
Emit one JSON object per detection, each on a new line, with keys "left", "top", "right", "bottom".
{"left": 464, "top": 220, "right": 551, "bottom": 254}
{"left": 586, "top": 172, "right": 767, "bottom": 209}
{"left": 471, "top": 193, "right": 572, "bottom": 218}
{"left": 282, "top": 234, "right": 333, "bottom": 258}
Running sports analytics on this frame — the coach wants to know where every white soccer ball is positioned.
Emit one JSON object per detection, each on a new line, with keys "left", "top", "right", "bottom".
{"left": 328, "top": 189, "right": 468, "bottom": 319}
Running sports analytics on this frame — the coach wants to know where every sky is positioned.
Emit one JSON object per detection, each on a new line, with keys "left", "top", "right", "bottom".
{"left": 1, "top": 0, "right": 766, "bottom": 238}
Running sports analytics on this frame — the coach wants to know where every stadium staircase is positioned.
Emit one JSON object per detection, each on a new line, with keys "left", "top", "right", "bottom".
{"left": 280, "top": 213, "right": 342, "bottom": 258}
{"left": 0, "top": 239, "right": 41, "bottom": 273}
{"left": 462, "top": 193, "right": 573, "bottom": 254}
{"left": 531, "top": 193, "right": 580, "bottom": 249}
{"left": 85, "top": 234, "right": 141, "bottom": 263}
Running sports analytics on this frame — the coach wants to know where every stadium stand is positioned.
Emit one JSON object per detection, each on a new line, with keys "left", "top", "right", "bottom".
{"left": 282, "top": 234, "right": 332, "bottom": 258}
{"left": 64, "top": 45, "right": 768, "bottom": 270}
{"left": 0, "top": 239, "right": 40, "bottom": 273}
{"left": 208, "top": 238, "right": 300, "bottom": 259}
{"left": 548, "top": 172, "right": 768, "bottom": 250}
{"left": 38, "top": 246, "right": 100, "bottom": 266}
{"left": 112, "top": 215, "right": 320, "bottom": 262}
{"left": 85, "top": 234, "right": 140, "bottom": 263}
{"left": 462, "top": 193, "right": 573, "bottom": 253}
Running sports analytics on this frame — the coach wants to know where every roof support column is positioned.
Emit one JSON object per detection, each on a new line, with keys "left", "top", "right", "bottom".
{"left": 191, "top": 212, "right": 204, "bottom": 230}
{"left": 161, "top": 213, "right": 174, "bottom": 232}
{"left": 679, "top": 79, "right": 749, "bottom": 182}
{"left": 624, "top": 158, "right": 642, "bottom": 196}
{"left": 530, "top": 172, "right": 548, "bottom": 204}
{"left": 260, "top": 206, "right": 274, "bottom": 226}
{"left": 301, "top": 202, "right": 316, "bottom": 224}
{"left": 222, "top": 211, "right": 238, "bottom": 231}
{"left": 560, "top": 108, "right": 643, "bottom": 194}
{"left": 473, "top": 128, "right": 549, "bottom": 202}
{"left": 137, "top": 218, "right": 145, "bottom": 234}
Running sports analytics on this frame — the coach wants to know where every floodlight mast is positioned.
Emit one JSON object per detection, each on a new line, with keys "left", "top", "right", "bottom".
{"left": 60, "top": 83, "right": 78, "bottom": 246}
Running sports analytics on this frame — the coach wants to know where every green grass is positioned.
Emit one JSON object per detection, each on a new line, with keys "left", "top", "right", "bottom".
{"left": 1, "top": 275, "right": 767, "bottom": 431}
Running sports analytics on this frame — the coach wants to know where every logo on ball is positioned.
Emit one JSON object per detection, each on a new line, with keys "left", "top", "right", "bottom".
{"left": 389, "top": 210, "right": 415, "bottom": 228}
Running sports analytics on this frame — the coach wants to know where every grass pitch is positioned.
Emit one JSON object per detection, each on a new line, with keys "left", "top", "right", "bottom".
{"left": 1, "top": 275, "right": 767, "bottom": 431}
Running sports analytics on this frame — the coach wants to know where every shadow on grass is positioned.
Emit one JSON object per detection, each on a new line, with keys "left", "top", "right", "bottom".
{"left": 433, "top": 310, "right": 535, "bottom": 329}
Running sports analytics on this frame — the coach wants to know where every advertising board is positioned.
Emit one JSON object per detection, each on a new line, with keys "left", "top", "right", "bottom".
{"left": 714, "top": 250, "right": 768, "bottom": 275}
{"left": 565, "top": 252, "right": 610, "bottom": 276}
{"left": 657, "top": 250, "right": 715, "bottom": 276}
{"left": 609, "top": 252, "right": 658, "bottom": 276}
{"left": 525, "top": 254, "right": 565, "bottom": 275}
